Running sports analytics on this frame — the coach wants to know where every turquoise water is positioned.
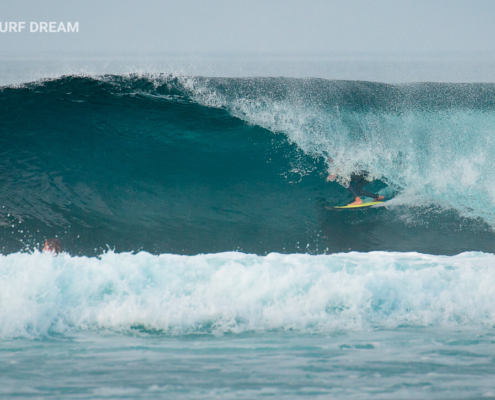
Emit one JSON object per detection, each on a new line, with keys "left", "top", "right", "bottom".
{"left": 2, "top": 61, "right": 495, "bottom": 398}
{"left": 1, "top": 251, "right": 495, "bottom": 398}
{"left": 3, "top": 75, "right": 495, "bottom": 255}
{"left": 3, "top": 330, "right": 495, "bottom": 399}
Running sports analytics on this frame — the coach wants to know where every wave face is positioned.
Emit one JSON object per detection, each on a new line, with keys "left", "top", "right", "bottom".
{"left": 1, "top": 251, "right": 495, "bottom": 339}
{"left": 2, "top": 75, "right": 495, "bottom": 255}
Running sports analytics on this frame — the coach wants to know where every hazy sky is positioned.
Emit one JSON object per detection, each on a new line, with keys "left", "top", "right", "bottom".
{"left": 2, "top": 0, "right": 495, "bottom": 56}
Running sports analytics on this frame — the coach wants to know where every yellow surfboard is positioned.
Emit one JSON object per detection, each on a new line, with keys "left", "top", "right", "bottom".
{"left": 326, "top": 201, "right": 384, "bottom": 210}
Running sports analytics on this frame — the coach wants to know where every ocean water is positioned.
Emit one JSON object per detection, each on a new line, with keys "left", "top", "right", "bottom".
{"left": 2, "top": 251, "right": 495, "bottom": 398}
{"left": 2, "top": 56, "right": 495, "bottom": 398}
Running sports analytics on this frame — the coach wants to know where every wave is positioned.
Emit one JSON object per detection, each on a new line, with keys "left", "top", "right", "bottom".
{"left": 1, "top": 74, "right": 495, "bottom": 255}
{"left": 1, "top": 251, "right": 494, "bottom": 339}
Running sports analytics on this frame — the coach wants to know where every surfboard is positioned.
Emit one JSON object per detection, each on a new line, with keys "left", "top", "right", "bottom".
{"left": 326, "top": 200, "right": 385, "bottom": 210}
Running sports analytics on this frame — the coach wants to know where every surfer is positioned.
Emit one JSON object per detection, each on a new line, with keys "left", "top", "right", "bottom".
{"left": 43, "top": 238, "right": 62, "bottom": 255}
{"left": 327, "top": 171, "right": 385, "bottom": 206}
{"left": 326, "top": 157, "right": 384, "bottom": 206}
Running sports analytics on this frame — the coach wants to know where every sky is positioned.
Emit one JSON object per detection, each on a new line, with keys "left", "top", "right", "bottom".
{"left": 2, "top": 0, "right": 495, "bottom": 56}
{"left": 2, "top": 0, "right": 495, "bottom": 84}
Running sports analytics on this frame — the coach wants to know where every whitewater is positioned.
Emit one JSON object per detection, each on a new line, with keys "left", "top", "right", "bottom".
{"left": 2, "top": 250, "right": 495, "bottom": 398}
{"left": 2, "top": 57, "right": 495, "bottom": 398}
{"left": 3, "top": 250, "right": 495, "bottom": 338}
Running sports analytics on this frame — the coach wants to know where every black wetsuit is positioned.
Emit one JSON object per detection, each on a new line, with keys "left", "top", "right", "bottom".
{"left": 347, "top": 171, "right": 380, "bottom": 200}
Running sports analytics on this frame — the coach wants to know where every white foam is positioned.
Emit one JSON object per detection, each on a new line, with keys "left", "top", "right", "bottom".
{"left": 1, "top": 250, "right": 495, "bottom": 338}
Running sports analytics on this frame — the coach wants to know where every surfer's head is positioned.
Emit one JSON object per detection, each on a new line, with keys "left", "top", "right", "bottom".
{"left": 43, "top": 238, "right": 62, "bottom": 255}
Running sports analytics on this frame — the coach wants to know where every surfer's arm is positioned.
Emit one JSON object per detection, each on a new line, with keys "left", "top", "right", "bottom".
{"left": 326, "top": 157, "right": 339, "bottom": 181}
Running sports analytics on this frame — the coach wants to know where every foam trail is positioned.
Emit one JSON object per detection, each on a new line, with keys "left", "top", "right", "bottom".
{"left": 1, "top": 251, "right": 495, "bottom": 339}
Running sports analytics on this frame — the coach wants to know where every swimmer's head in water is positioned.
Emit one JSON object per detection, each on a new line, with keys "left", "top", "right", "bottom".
{"left": 43, "top": 238, "right": 62, "bottom": 255}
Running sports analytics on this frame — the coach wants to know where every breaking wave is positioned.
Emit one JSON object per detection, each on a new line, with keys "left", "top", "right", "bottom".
{"left": 1, "top": 74, "right": 495, "bottom": 255}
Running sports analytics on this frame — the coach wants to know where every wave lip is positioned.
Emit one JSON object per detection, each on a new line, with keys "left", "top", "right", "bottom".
{"left": 1, "top": 251, "right": 494, "bottom": 339}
